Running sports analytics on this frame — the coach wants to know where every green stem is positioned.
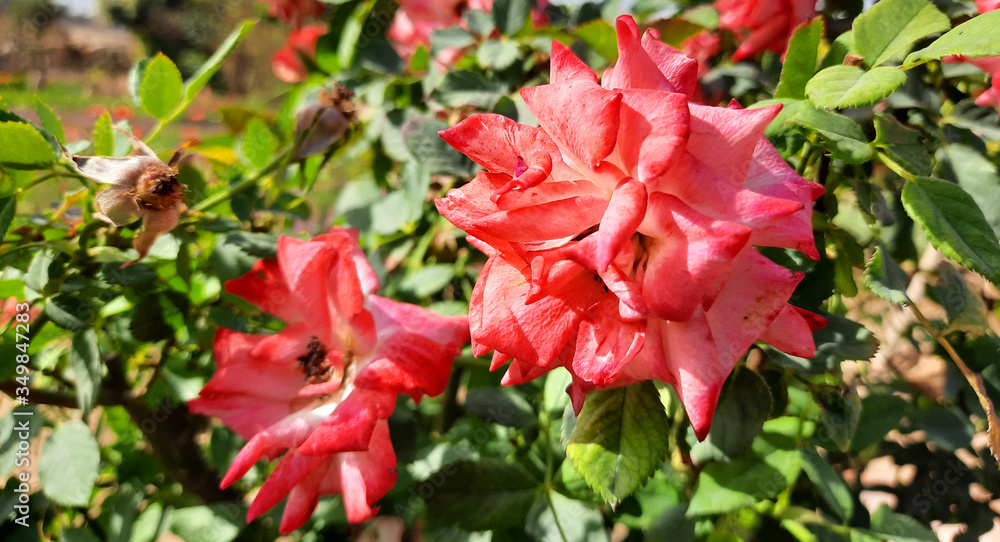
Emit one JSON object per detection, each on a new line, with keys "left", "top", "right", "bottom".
{"left": 545, "top": 491, "right": 571, "bottom": 542}
{"left": 875, "top": 151, "right": 915, "bottom": 182}
{"left": 190, "top": 149, "right": 288, "bottom": 212}
{"left": 453, "top": 355, "right": 490, "bottom": 371}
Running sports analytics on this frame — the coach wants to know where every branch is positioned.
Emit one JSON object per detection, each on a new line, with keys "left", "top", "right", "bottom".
{"left": 103, "top": 353, "right": 241, "bottom": 504}
{"left": 909, "top": 304, "right": 1000, "bottom": 468}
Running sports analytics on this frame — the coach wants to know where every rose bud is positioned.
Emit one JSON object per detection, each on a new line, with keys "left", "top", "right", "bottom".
{"left": 293, "top": 85, "right": 355, "bottom": 160}
{"left": 68, "top": 130, "right": 186, "bottom": 268}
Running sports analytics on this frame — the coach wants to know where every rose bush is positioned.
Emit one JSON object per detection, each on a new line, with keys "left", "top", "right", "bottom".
{"left": 4, "top": 0, "right": 1000, "bottom": 540}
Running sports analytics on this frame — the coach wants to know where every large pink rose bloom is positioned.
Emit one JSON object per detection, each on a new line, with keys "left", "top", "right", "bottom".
{"left": 435, "top": 16, "right": 824, "bottom": 439}
{"left": 190, "top": 228, "right": 469, "bottom": 533}
{"left": 716, "top": 0, "right": 817, "bottom": 61}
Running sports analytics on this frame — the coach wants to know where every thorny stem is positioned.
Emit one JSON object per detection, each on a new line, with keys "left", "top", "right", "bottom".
{"left": 908, "top": 303, "right": 1000, "bottom": 467}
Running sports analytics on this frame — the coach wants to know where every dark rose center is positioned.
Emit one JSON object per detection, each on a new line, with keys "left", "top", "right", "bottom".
{"left": 298, "top": 336, "right": 334, "bottom": 385}
{"left": 137, "top": 165, "right": 183, "bottom": 211}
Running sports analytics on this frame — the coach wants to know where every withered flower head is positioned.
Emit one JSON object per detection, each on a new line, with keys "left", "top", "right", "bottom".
{"left": 68, "top": 130, "right": 186, "bottom": 268}
{"left": 293, "top": 85, "right": 355, "bottom": 160}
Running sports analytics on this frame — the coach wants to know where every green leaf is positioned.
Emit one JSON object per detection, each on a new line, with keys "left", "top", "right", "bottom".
{"left": 687, "top": 421, "right": 803, "bottom": 516}
{"left": 97, "top": 483, "right": 143, "bottom": 542}
{"left": 93, "top": 113, "right": 114, "bottom": 156}
{"left": 872, "top": 114, "right": 930, "bottom": 176}
{"left": 184, "top": 21, "right": 255, "bottom": 104}
{"left": 225, "top": 231, "right": 278, "bottom": 258}
{"left": 493, "top": 0, "right": 530, "bottom": 35}
{"left": 751, "top": 98, "right": 809, "bottom": 139}
{"left": 337, "top": 1, "right": 375, "bottom": 71}
{"left": 465, "top": 387, "right": 536, "bottom": 428}
{"left": 816, "top": 388, "right": 862, "bottom": 452}
{"left": 852, "top": 0, "right": 949, "bottom": 67}
{"left": 34, "top": 96, "right": 65, "bottom": 144}
{"left": 241, "top": 118, "right": 277, "bottom": 169}
{"left": 905, "top": 10, "right": 1000, "bottom": 67}
{"left": 401, "top": 117, "right": 474, "bottom": 176}
{"left": 431, "top": 70, "right": 508, "bottom": 110}
{"left": 425, "top": 458, "right": 539, "bottom": 530}
{"left": 800, "top": 447, "right": 854, "bottom": 522}
{"left": 864, "top": 245, "right": 910, "bottom": 304}
{"left": 901, "top": 176, "right": 1000, "bottom": 284}
{"left": 805, "top": 66, "right": 907, "bottom": 109}
{"left": 566, "top": 381, "right": 669, "bottom": 502}
{"left": 787, "top": 107, "right": 873, "bottom": 163}
{"left": 765, "top": 312, "right": 877, "bottom": 375}
{"left": 576, "top": 19, "right": 619, "bottom": 62}
{"left": 69, "top": 330, "right": 102, "bottom": 416}
{"left": 140, "top": 53, "right": 184, "bottom": 120}
{"left": 690, "top": 370, "right": 772, "bottom": 463}
{"left": 0, "top": 121, "right": 56, "bottom": 168}
{"left": 0, "top": 195, "right": 15, "bottom": 244}
{"left": 24, "top": 249, "right": 53, "bottom": 293}
{"left": 44, "top": 295, "right": 94, "bottom": 331}
{"left": 431, "top": 27, "right": 476, "bottom": 51}
{"left": 130, "top": 295, "right": 174, "bottom": 343}
{"left": 820, "top": 30, "right": 855, "bottom": 70}
{"left": 128, "top": 57, "right": 151, "bottom": 105}
{"left": 775, "top": 18, "right": 824, "bottom": 99}
{"left": 168, "top": 504, "right": 241, "bottom": 542}
{"left": 869, "top": 504, "right": 937, "bottom": 542}
{"left": 478, "top": 39, "right": 521, "bottom": 70}
{"left": 526, "top": 492, "right": 609, "bottom": 542}
{"left": 39, "top": 421, "right": 100, "bottom": 507}
{"left": 940, "top": 144, "right": 1000, "bottom": 237}
{"left": 851, "top": 394, "right": 909, "bottom": 452}
{"left": 398, "top": 264, "right": 455, "bottom": 298}
{"left": 102, "top": 262, "right": 157, "bottom": 286}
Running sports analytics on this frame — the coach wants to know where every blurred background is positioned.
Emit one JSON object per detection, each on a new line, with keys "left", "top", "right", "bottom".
{"left": 0, "top": 0, "right": 292, "bottom": 145}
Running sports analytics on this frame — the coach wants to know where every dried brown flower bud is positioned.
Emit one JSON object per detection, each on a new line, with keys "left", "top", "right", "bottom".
{"left": 68, "top": 130, "right": 186, "bottom": 268}
{"left": 293, "top": 84, "right": 355, "bottom": 160}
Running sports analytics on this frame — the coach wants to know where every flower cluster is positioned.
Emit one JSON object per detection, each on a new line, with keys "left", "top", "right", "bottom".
{"left": 190, "top": 229, "right": 469, "bottom": 533}
{"left": 716, "top": 0, "right": 817, "bottom": 62}
{"left": 435, "top": 16, "right": 825, "bottom": 438}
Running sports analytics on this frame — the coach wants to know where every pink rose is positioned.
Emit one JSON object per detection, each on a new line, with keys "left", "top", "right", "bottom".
{"left": 946, "top": 1, "right": 1000, "bottom": 114}
{"left": 190, "top": 228, "right": 469, "bottom": 533}
{"left": 716, "top": 0, "right": 817, "bottom": 62}
{"left": 261, "top": 0, "right": 325, "bottom": 29}
{"left": 272, "top": 24, "right": 328, "bottom": 83}
{"left": 435, "top": 16, "right": 824, "bottom": 438}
